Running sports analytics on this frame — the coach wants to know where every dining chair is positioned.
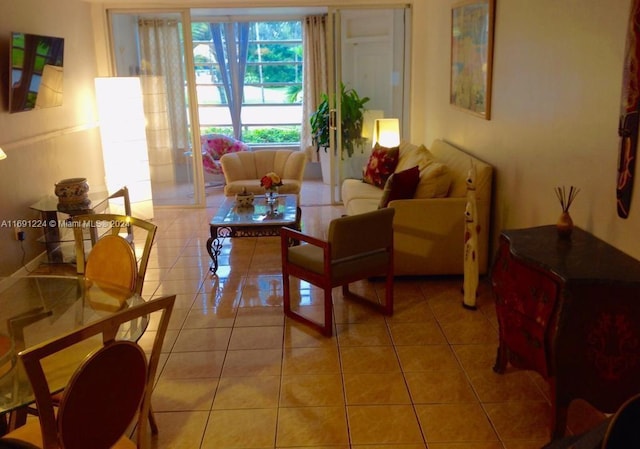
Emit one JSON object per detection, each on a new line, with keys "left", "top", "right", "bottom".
{"left": 72, "top": 214, "right": 157, "bottom": 296}
{"left": 541, "top": 392, "right": 640, "bottom": 448}
{"left": 0, "top": 294, "right": 175, "bottom": 449}
{"left": 602, "top": 392, "right": 640, "bottom": 448}
{"left": 280, "top": 208, "right": 395, "bottom": 336}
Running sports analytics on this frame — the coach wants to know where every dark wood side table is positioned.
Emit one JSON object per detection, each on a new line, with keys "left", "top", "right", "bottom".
{"left": 491, "top": 225, "right": 640, "bottom": 440}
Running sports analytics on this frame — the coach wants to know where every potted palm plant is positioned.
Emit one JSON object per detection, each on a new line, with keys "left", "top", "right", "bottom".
{"left": 310, "top": 83, "right": 370, "bottom": 159}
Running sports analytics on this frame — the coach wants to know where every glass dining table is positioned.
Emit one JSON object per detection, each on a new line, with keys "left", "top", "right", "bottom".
{"left": 0, "top": 275, "right": 147, "bottom": 430}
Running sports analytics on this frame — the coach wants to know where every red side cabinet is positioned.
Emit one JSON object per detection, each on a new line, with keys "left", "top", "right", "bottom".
{"left": 491, "top": 226, "right": 640, "bottom": 440}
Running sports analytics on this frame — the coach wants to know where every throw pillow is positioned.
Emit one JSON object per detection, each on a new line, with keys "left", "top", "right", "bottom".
{"left": 379, "top": 165, "right": 420, "bottom": 208}
{"left": 396, "top": 143, "right": 435, "bottom": 172}
{"left": 363, "top": 144, "right": 400, "bottom": 188}
{"left": 414, "top": 162, "right": 452, "bottom": 198}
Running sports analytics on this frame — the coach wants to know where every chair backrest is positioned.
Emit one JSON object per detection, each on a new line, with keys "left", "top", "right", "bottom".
{"left": 602, "top": 393, "right": 640, "bottom": 448}
{"left": 85, "top": 234, "right": 137, "bottom": 292}
{"left": 328, "top": 208, "right": 395, "bottom": 261}
{"left": 18, "top": 294, "right": 175, "bottom": 449}
{"left": 73, "top": 214, "right": 157, "bottom": 295}
{"left": 57, "top": 341, "right": 146, "bottom": 449}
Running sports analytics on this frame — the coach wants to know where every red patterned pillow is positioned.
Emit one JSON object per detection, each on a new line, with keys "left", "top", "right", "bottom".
{"left": 363, "top": 144, "right": 400, "bottom": 188}
{"left": 378, "top": 165, "right": 420, "bottom": 208}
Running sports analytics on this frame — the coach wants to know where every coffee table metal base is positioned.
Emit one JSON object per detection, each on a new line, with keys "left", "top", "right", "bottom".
{"left": 207, "top": 207, "right": 301, "bottom": 274}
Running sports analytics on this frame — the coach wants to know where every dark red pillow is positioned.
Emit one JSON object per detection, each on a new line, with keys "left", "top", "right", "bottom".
{"left": 363, "top": 144, "right": 400, "bottom": 188}
{"left": 379, "top": 165, "right": 420, "bottom": 208}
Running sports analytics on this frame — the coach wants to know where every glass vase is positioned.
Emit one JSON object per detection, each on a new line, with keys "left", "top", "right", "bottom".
{"left": 265, "top": 188, "right": 279, "bottom": 205}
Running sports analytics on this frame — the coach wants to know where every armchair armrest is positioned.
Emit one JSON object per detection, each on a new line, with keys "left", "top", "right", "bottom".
{"left": 280, "top": 227, "right": 331, "bottom": 277}
{"left": 280, "top": 226, "right": 326, "bottom": 248}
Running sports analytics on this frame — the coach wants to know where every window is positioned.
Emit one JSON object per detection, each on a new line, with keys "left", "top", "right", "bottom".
{"left": 192, "top": 20, "right": 303, "bottom": 145}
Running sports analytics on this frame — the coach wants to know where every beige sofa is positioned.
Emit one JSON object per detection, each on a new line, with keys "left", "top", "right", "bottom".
{"left": 220, "top": 150, "right": 307, "bottom": 196}
{"left": 341, "top": 139, "right": 493, "bottom": 276}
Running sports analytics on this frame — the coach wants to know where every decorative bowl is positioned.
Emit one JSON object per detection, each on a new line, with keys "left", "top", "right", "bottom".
{"left": 235, "top": 192, "right": 254, "bottom": 208}
{"left": 54, "top": 177, "right": 90, "bottom": 204}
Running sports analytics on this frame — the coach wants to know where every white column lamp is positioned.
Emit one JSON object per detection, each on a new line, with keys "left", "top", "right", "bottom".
{"left": 95, "top": 77, "right": 153, "bottom": 218}
{"left": 371, "top": 118, "right": 401, "bottom": 148}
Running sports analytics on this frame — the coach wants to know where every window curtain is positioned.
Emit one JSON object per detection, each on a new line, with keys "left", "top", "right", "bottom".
{"left": 302, "top": 15, "right": 328, "bottom": 163}
{"left": 137, "top": 18, "right": 189, "bottom": 158}
{"left": 209, "top": 22, "right": 250, "bottom": 140}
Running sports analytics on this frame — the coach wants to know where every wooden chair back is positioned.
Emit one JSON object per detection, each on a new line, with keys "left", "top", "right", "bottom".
{"left": 84, "top": 234, "right": 137, "bottom": 292}
{"left": 73, "top": 214, "right": 157, "bottom": 295}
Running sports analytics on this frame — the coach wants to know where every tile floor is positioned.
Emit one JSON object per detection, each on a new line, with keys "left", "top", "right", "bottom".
{"left": 137, "top": 181, "right": 604, "bottom": 449}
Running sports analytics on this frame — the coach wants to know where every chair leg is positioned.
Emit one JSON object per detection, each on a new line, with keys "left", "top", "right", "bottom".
{"left": 148, "top": 406, "right": 158, "bottom": 434}
{"left": 384, "top": 270, "right": 394, "bottom": 316}
{"left": 342, "top": 278, "right": 393, "bottom": 316}
{"left": 282, "top": 270, "right": 291, "bottom": 314}
{"left": 323, "top": 286, "right": 333, "bottom": 337}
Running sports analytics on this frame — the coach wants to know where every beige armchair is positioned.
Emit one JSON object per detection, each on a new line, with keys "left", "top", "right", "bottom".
{"left": 280, "top": 208, "right": 395, "bottom": 336}
{"left": 220, "top": 150, "right": 307, "bottom": 196}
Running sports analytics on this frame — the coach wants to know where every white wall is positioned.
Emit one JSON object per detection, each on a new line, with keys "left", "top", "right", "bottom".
{"left": 0, "top": 0, "right": 105, "bottom": 276}
{"left": 421, "top": 0, "right": 640, "bottom": 260}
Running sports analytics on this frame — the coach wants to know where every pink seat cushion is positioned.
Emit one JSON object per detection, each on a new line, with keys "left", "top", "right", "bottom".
{"left": 201, "top": 134, "right": 250, "bottom": 175}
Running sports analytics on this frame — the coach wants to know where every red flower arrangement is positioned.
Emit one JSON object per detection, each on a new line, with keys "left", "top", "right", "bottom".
{"left": 260, "top": 172, "right": 283, "bottom": 191}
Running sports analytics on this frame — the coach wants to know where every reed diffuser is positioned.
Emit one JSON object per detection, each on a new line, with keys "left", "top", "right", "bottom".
{"left": 555, "top": 185, "right": 580, "bottom": 238}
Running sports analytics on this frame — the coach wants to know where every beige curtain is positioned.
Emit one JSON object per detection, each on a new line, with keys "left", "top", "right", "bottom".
{"left": 302, "top": 15, "right": 328, "bottom": 163}
{"left": 137, "top": 19, "right": 189, "bottom": 174}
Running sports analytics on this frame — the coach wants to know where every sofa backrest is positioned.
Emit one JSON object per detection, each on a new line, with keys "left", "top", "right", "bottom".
{"left": 429, "top": 139, "right": 493, "bottom": 199}
{"left": 220, "top": 149, "right": 306, "bottom": 182}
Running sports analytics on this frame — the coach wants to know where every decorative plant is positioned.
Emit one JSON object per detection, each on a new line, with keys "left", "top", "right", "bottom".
{"left": 310, "top": 83, "right": 370, "bottom": 158}
{"left": 555, "top": 185, "right": 580, "bottom": 213}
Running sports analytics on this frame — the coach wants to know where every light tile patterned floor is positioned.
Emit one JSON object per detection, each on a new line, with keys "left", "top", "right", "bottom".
{"left": 137, "top": 181, "right": 604, "bottom": 449}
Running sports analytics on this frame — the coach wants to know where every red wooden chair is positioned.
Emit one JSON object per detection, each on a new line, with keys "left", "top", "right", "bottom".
{"left": 280, "top": 208, "right": 395, "bottom": 336}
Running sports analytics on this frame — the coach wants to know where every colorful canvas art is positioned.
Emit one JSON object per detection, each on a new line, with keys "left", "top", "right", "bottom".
{"left": 450, "top": 0, "right": 495, "bottom": 119}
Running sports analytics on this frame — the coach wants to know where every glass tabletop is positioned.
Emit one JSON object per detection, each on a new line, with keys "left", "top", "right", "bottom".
{"left": 0, "top": 275, "right": 147, "bottom": 415}
{"left": 210, "top": 194, "right": 299, "bottom": 227}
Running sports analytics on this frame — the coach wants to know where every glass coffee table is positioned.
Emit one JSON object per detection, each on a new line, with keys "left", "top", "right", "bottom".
{"left": 207, "top": 194, "right": 301, "bottom": 273}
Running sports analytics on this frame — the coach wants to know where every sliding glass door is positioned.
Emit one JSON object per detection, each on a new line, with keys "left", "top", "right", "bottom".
{"left": 326, "top": 7, "right": 411, "bottom": 203}
{"left": 109, "top": 11, "right": 201, "bottom": 207}
{"left": 105, "top": 6, "right": 410, "bottom": 207}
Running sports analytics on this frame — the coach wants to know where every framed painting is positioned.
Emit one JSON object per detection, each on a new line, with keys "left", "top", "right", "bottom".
{"left": 450, "top": 0, "right": 495, "bottom": 119}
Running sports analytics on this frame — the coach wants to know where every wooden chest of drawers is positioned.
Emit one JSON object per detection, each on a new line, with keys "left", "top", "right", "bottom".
{"left": 491, "top": 226, "right": 640, "bottom": 439}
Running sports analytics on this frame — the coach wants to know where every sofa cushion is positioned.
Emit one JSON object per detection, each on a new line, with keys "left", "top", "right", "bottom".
{"left": 396, "top": 142, "right": 433, "bottom": 172}
{"left": 341, "top": 178, "right": 383, "bottom": 205}
{"left": 414, "top": 162, "right": 452, "bottom": 198}
{"left": 379, "top": 165, "right": 420, "bottom": 208}
{"left": 428, "top": 140, "right": 492, "bottom": 198}
{"left": 363, "top": 144, "right": 399, "bottom": 188}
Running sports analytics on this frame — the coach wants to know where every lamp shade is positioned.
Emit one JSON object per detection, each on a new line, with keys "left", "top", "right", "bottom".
{"left": 0, "top": 147, "right": 6, "bottom": 160}
{"left": 95, "top": 77, "right": 153, "bottom": 217}
{"left": 371, "top": 118, "right": 400, "bottom": 147}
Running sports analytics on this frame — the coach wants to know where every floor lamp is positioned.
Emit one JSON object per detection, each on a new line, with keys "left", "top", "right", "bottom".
{"left": 95, "top": 77, "right": 153, "bottom": 219}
